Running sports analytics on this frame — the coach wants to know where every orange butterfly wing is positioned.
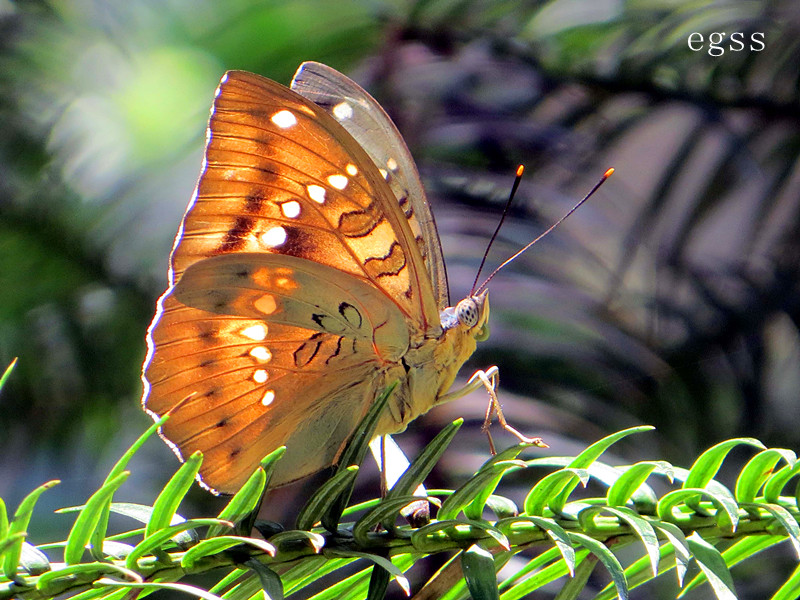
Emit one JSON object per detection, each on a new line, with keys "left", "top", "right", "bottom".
{"left": 143, "top": 70, "right": 443, "bottom": 493}
{"left": 290, "top": 61, "right": 449, "bottom": 311}
{"left": 170, "top": 70, "right": 439, "bottom": 329}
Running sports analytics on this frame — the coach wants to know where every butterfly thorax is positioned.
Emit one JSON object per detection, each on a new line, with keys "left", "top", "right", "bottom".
{"left": 377, "top": 290, "right": 490, "bottom": 435}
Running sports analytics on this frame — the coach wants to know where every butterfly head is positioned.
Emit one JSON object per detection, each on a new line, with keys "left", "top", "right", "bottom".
{"left": 441, "top": 290, "right": 490, "bottom": 342}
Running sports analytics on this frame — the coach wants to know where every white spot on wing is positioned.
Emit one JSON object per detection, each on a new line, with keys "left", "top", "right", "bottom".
{"left": 346, "top": 163, "right": 358, "bottom": 176}
{"left": 327, "top": 174, "right": 348, "bottom": 190}
{"left": 261, "top": 226, "right": 287, "bottom": 247}
{"left": 261, "top": 390, "right": 276, "bottom": 406}
{"left": 333, "top": 101, "right": 353, "bottom": 120}
{"left": 386, "top": 157, "right": 398, "bottom": 171}
{"left": 242, "top": 324, "right": 267, "bottom": 341}
{"left": 250, "top": 346, "right": 272, "bottom": 362}
{"left": 379, "top": 168, "right": 389, "bottom": 180}
{"left": 307, "top": 184, "right": 326, "bottom": 204}
{"left": 271, "top": 110, "right": 297, "bottom": 128}
{"left": 253, "top": 369, "right": 268, "bottom": 383}
{"left": 281, "top": 200, "right": 301, "bottom": 218}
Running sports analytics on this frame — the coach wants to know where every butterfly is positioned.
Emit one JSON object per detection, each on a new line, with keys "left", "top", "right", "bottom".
{"left": 142, "top": 61, "right": 543, "bottom": 495}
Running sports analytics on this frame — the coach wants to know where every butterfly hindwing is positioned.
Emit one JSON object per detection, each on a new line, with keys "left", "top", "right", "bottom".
{"left": 145, "top": 292, "right": 389, "bottom": 491}
{"left": 172, "top": 253, "right": 410, "bottom": 360}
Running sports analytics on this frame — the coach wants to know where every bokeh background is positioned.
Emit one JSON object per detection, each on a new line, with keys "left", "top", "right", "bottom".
{"left": 2, "top": 0, "right": 800, "bottom": 597}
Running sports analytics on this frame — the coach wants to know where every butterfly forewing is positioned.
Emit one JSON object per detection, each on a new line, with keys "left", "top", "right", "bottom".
{"left": 291, "top": 61, "right": 449, "bottom": 310}
{"left": 171, "top": 70, "right": 439, "bottom": 331}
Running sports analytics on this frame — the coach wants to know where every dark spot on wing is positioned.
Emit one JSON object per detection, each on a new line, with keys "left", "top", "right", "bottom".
{"left": 218, "top": 216, "right": 255, "bottom": 252}
{"left": 245, "top": 189, "right": 266, "bottom": 213}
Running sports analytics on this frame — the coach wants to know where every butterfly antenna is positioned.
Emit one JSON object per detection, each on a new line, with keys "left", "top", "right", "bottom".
{"left": 470, "top": 165, "right": 526, "bottom": 296}
{"left": 475, "top": 167, "right": 614, "bottom": 295}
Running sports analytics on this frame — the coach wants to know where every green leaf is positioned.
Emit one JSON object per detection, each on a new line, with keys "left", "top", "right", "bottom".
{"left": 146, "top": 451, "right": 202, "bottom": 538}
{"left": 498, "top": 548, "right": 591, "bottom": 599}
{"left": 741, "top": 502, "right": 800, "bottom": 557}
{"left": 567, "top": 532, "right": 628, "bottom": 600}
{"left": 69, "top": 587, "right": 128, "bottom": 600}
{"left": 527, "top": 458, "right": 641, "bottom": 496}
{"left": 301, "top": 562, "right": 371, "bottom": 600}
{"left": 325, "top": 549, "right": 410, "bottom": 596}
{"left": 384, "top": 419, "right": 462, "bottom": 502}
{"left": 764, "top": 461, "right": 800, "bottom": 504}
{"left": 336, "top": 382, "right": 397, "bottom": 474}
{"left": 465, "top": 444, "right": 537, "bottom": 520}
{"left": 0, "top": 358, "right": 17, "bottom": 392}
{"left": 124, "top": 518, "right": 232, "bottom": 570}
{"left": 0, "top": 498, "right": 6, "bottom": 540}
{"left": 237, "top": 446, "right": 287, "bottom": 536}
{"left": 3, "top": 479, "right": 59, "bottom": 577}
{"left": 244, "top": 558, "right": 283, "bottom": 600}
{"left": 684, "top": 438, "right": 765, "bottom": 490}
{"left": 296, "top": 466, "right": 358, "bottom": 531}
{"left": 281, "top": 556, "right": 350, "bottom": 596}
{"left": 551, "top": 426, "right": 654, "bottom": 510}
{"left": 410, "top": 519, "right": 509, "bottom": 552}
{"left": 555, "top": 551, "right": 597, "bottom": 600}
{"left": 656, "top": 487, "right": 739, "bottom": 533}
{"left": 208, "top": 567, "right": 249, "bottom": 595}
{"left": 106, "top": 502, "right": 196, "bottom": 546}
{"left": 721, "top": 534, "right": 786, "bottom": 571}
{"left": 36, "top": 562, "right": 141, "bottom": 595}
{"left": 268, "top": 530, "right": 325, "bottom": 553}
{"left": 607, "top": 461, "right": 673, "bottom": 509}
{"left": 180, "top": 536, "right": 275, "bottom": 569}
{"left": 496, "top": 515, "right": 575, "bottom": 574}
{"left": 685, "top": 532, "right": 737, "bottom": 600}
{"left": 0, "top": 533, "right": 26, "bottom": 578}
{"left": 461, "top": 544, "right": 499, "bottom": 600}
{"left": 596, "top": 545, "right": 668, "bottom": 599}
{"left": 578, "top": 506, "right": 660, "bottom": 576}
{"left": 438, "top": 460, "right": 525, "bottom": 520}
{"left": 93, "top": 578, "right": 225, "bottom": 600}
{"left": 62, "top": 502, "right": 194, "bottom": 547}
{"left": 64, "top": 472, "right": 129, "bottom": 565}
{"left": 523, "top": 468, "right": 589, "bottom": 516}
{"left": 735, "top": 448, "right": 795, "bottom": 503}
{"left": 771, "top": 561, "right": 800, "bottom": 600}
{"left": 89, "top": 414, "right": 171, "bottom": 559}
{"left": 423, "top": 551, "right": 469, "bottom": 600}
{"left": 208, "top": 455, "right": 274, "bottom": 538}
{"left": 352, "top": 496, "right": 427, "bottom": 546}
{"left": 481, "top": 495, "right": 517, "bottom": 520}
{"left": 651, "top": 521, "right": 691, "bottom": 585}
{"left": 366, "top": 561, "right": 390, "bottom": 600}
{"left": 571, "top": 427, "right": 655, "bottom": 469}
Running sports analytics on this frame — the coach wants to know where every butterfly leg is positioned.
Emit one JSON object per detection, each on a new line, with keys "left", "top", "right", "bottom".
{"left": 470, "top": 369, "right": 548, "bottom": 452}
{"left": 440, "top": 367, "right": 548, "bottom": 451}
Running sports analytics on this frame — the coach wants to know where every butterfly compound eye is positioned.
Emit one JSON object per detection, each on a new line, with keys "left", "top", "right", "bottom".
{"left": 455, "top": 297, "right": 480, "bottom": 328}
